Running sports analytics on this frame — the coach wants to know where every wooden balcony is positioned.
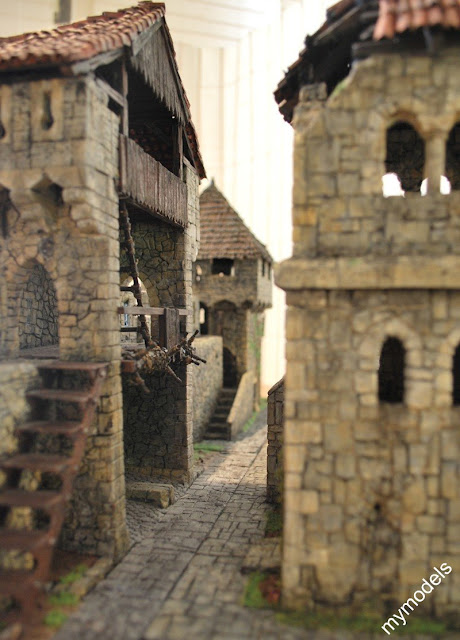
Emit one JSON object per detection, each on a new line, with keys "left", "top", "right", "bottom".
{"left": 119, "top": 134, "right": 188, "bottom": 227}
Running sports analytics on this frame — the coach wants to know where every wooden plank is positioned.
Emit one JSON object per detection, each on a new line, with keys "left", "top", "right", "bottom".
{"left": 121, "top": 60, "right": 129, "bottom": 137}
{"left": 118, "top": 306, "right": 187, "bottom": 316}
{"left": 159, "top": 307, "right": 180, "bottom": 350}
{"left": 95, "top": 77, "right": 126, "bottom": 109}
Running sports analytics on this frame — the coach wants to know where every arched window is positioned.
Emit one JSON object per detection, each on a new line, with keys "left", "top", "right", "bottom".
{"left": 453, "top": 345, "right": 460, "bottom": 405}
{"left": 385, "top": 121, "right": 425, "bottom": 193}
{"left": 446, "top": 123, "right": 460, "bottom": 191}
{"left": 378, "top": 337, "right": 405, "bottom": 403}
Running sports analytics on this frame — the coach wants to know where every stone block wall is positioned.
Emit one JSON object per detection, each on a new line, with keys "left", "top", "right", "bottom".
{"left": 276, "top": 48, "right": 460, "bottom": 622}
{"left": 120, "top": 162, "right": 199, "bottom": 484}
{"left": 0, "top": 76, "right": 129, "bottom": 559}
{"left": 267, "top": 377, "right": 284, "bottom": 505}
{"left": 227, "top": 370, "right": 255, "bottom": 439}
{"left": 192, "top": 336, "right": 223, "bottom": 441}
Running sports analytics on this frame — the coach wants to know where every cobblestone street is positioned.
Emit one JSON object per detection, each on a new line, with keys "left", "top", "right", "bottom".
{"left": 52, "top": 414, "right": 311, "bottom": 640}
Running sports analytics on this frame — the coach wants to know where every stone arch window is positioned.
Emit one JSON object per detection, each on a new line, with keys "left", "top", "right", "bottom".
{"left": 452, "top": 345, "right": 460, "bottom": 406}
{"left": 445, "top": 123, "right": 460, "bottom": 191}
{"left": 18, "top": 263, "right": 58, "bottom": 351}
{"left": 378, "top": 337, "right": 405, "bottom": 403}
{"left": 385, "top": 121, "right": 425, "bottom": 193}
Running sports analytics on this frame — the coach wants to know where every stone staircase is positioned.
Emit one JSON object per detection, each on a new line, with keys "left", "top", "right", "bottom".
{"left": 204, "top": 388, "right": 237, "bottom": 440}
{"left": 0, "top": 360, "right": 108, "bottom": 614}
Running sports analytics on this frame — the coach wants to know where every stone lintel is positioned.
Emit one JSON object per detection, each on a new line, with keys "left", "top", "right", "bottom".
{"left": 275, "top": 255, "right": 460, "bottom": 290}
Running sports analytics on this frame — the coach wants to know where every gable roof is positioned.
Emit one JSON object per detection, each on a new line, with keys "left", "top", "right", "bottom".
{"left": 0, "top": 2, "right": 164, "bottom": 72}
{"left": 198, "top": 183, "right": 272, "bottom": 263}
{"left": 0, "top": 2, "right": 205, "bottom": 179}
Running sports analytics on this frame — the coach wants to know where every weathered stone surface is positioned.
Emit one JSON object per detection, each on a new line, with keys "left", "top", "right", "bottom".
{"left": 126, "top": 482, "right": 175, "bottom": 508}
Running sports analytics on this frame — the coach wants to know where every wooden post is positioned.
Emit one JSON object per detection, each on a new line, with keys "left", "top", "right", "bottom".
{"left": 159, "top": 308, "right": 180, "bottom": 349}
{"left": 172, "top": 123, "right": 183, "bottom": 180}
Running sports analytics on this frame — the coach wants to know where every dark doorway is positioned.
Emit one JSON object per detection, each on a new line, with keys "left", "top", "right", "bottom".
{"left": 223, "top": 347, "right": 238, "bottom": 388}
{"left": 199, "top": 302, "right": 209, "bottom": 335}
{"left": 378, "top": 337, "right": 405, "bottom": 403}
{"left": 452, "top": 345, "right": 460, "bottom": 405}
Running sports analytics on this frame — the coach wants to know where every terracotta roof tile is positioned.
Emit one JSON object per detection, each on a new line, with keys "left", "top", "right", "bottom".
{"left": 198, "top": 183, "right": 272, "bottom": 263}
{"left": 374, "top": 0, "right": 460, "bottom": 40}
{"left": 0, "top": 2, "right": 165, "bottom": 71}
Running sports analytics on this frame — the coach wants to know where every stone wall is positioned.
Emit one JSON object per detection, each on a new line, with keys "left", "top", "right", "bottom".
{"left": 18, "top": 262, "right": 58, "bottom": 350}
{"left": 267, "top": 377, "right": 284, "bottom": 505}
{"left": 120, "top": 162, "right": 199, "bottom": 484}
{"left": 0, "top": 76, "right": 129, "bottom": 560}
{"left": 192, "top": 336, "right": 223, "bottom": 441}
{"left": 227, "top": 370, "right": 255, "bottom": 439}
{"left": 276, "top": 48, "right": 460, "bottom": 621}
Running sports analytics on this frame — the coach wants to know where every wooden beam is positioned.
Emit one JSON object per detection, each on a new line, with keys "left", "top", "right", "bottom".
{"left": 118, "top": 306, "right": 187, "bottom": 316}
{"left": 95, "top": 77, "right": 126, "bottom": 109}
{"left": 172, "top": 123, "right": 183, "bottom": 179}
{"left": 121, "top": 59, "right": 129, "bottom": 137}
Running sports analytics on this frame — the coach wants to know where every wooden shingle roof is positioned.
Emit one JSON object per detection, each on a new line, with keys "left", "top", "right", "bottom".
{"left": 198, "top": 183, "right": 272, "bottom": 263}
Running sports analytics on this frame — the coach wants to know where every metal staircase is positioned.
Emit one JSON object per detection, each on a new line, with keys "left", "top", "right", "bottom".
{"left": 0, "top": 360, "right": 108, "bottom": 613}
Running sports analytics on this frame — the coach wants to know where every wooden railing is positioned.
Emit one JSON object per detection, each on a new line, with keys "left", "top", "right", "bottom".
{"left": 119, "top": 134, "right": 188, "bottom": 227}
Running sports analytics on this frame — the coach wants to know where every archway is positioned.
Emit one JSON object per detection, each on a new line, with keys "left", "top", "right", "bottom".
{"left": 223, "top": 347, "right": 238, "bottom": 388}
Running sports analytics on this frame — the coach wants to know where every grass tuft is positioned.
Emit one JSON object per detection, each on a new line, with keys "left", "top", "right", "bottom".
{"left": 43, "top": 610, "right": 68, "bottom": 628}
{"left": 243, "top": 572, "right": 268, "bottom": 609}
{"left": 193, "top": 443, "right": 225, "bottom": 453}
{"left": 265, "top": 508, "right": 283, "bottom": 537}
{"left": 48, "top": 591, "right": 80, "bottom": 607}
{"left": 59, "top": 563, "right": 88, "bottom": 585}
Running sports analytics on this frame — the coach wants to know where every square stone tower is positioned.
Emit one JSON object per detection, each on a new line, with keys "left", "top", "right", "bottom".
{"left": 275, "top": 0, "right": 460, "bottom": 623}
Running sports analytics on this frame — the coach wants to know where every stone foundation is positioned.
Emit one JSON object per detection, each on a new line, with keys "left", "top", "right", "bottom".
{"left": 267, "top": 378, "right": 284, "bottom": 505}
{"left": 192, "top": 336, "right": 223, "bottom": 441}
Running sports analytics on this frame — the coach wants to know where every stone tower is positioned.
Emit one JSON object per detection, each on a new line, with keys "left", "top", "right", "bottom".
{"left": 275, "top": 0, "right": 460, "bottom": 623}
{"left": 194, "top": 183, "right": 272, "bottom": 402}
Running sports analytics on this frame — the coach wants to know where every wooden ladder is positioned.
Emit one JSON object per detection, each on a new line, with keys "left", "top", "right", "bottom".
{"left": 0, "top": 361, "right": 108, "bottom": 614}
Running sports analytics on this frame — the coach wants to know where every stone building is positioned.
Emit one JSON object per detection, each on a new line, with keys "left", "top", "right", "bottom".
{"left": 275, "top": 0, "right": 460, "bottom": 623}
{"left": 194, "top": 182, "right": 272, "bottom": 439}
{"left": 0, "top": 2, "right": 205, "bottom": 607}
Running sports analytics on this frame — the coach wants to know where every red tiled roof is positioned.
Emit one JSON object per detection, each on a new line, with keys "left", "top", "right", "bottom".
{"left": 374, "top": 0, "right": 460, "bottom": 40}
{"left": 0, "top": 2, "right": 165, "bottom": 71}
{"left": 198, "top": 183, "right": 272, "bottom": 263}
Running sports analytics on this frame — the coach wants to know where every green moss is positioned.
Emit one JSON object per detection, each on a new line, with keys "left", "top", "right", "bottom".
{"left": 193, "top": 443, "right": 225, "bottom": 453}
{"left": 44, "top": 610, "right": 68, "bottom": 628}
{"left": 243, "top": 572, "right": 268, "bottom": 609}
{"left": 265, "top": 508, "right": 283, "bottom": 537}
{"left": 48, "top": 591, "right": 80, "bottom": 607}
{"left": 59, "top": 563, "right": 88, "bottom": 585}
{"left": 276, "top": 609, "right": 448, "bottom": 635}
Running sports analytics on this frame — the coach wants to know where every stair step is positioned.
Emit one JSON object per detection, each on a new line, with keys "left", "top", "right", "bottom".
{"left": 207, "top": 424, "right": 228, "bottom": 432}
{"left": 26, "top": 389, "right": 93, "bottom": 404}
{"left": 36, "top": 361, "right": 108, "bottom": 372}
{"left": 0, "top": 530, "right": 51, "bottom": 552}
{"left": 210, "top": 417, "right": 227, "bottom": 425}
{"left": 205, "top": 431, "right": 230, "bottom": 440}
{"left": 0, "top": 490, "right": 64, "bottom": 510}
{"left": 214, "top": 410, "right": 229, "bottom": 417}
{"left": 0, "top": 454, "right": 72, "bottom": 474}
{"left": 16, "top": 420, "right": 83, "bottom": 436}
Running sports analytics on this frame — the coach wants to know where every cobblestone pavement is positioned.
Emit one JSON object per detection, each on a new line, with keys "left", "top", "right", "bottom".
{"left": 53, "top": 412, "right": 317, "bottom": 640}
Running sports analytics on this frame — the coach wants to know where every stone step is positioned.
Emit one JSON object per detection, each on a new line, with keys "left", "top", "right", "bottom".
{"left": 204, "top": 430, "right": 230, "bottom": 440}
{"left": 126, "top": 482, "right": 175, "bottom": 509}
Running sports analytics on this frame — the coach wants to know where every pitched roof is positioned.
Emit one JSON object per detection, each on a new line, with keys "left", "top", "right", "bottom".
{"left": 0, "top": 2, "right": 205, "bottom": 179}
{"left": 374, "top": 0, "right": 460, "bottom": 40}
{"left": 198, "top": 183, "right": 272, "bottom": 263}
{"left": 0, "top": 2, "right": 164, "bottom": 72}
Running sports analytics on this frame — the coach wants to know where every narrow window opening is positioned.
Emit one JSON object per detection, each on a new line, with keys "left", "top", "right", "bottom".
{"left": 0, "top": 101, "right": 5, "bottom": 140}
{"left": 446, "top": 123, "right": 460, "bottom": 191}
{"left": 452, "top": 345, "right": 460, "bottom": 405}
{"left": 378, "top": 337, "right": 405, "bottom": 404}
{"left": 212, "top": 258, "right": 234, "bottom": 276}
{"left": 199, "top": 302, "right": 208, "bottom": 335}
{"left": 382, "top": 172, "right": 404, "bottom": 197}
{"left": 262, "top": 260, "right": 266, "bottom": 277}
{"left": 385, "top": 121, "right": 424, "bottom": 193}
{"left": 41, "top": 92, "right": 54, "bottom": 131}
